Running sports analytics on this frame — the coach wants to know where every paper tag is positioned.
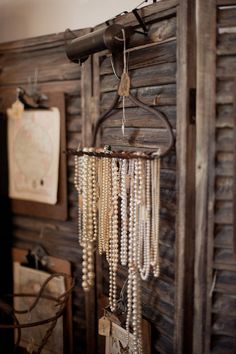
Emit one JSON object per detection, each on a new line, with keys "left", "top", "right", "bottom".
{"left": 98, "top": 316, "right": 111, "bottom": 336}
{"left": 118, "top": 72, "right": 130, "bottom": 97}
{"left": 7, "top": 99, "right": 24, "bottom": 120}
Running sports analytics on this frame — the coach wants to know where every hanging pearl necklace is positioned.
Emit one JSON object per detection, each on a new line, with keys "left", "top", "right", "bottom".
{"left": 74, "top": 147, "right": 162, "bottom": 353}
{"left": 108, "top": 158, "right": 119, "bottom": 312}
{"left": 120, "top": 158, "right": 128, "bottom": 266}
{"left": 151, "top": 155, "right": 161, "bottom": 277}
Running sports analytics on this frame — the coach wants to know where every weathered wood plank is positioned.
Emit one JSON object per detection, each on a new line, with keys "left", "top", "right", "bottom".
{"left": 175, "top": 2, "right": 196, "bottom": 353}
{"left": 233, "top": 79, "right": 236, "bottom": 258}
{"left": 217, "top": 0, "right": 236, "bottom": 4}
{"left": 101, "top": 84, "right": 176, "bottom": 109}
{"left": 194, "top": 1, "right": 216, "bottom": 353}
{"left": 216, "top": 128, "right": 233, "bottom": 152}
{"left": 214, "top": 262, "right": 236, "bottom": 272}
{"left": 66, "top": 96, "right": 81, "bottom": 115}
{"left": 215, "top": 225, "right": 233, "bottom": 248}
{"left": 0, "top": 48, "right": 80, "bottom": 85}
{"left": 216, "top": 104, "right": 234, "bottom": 128}
{"left": 218, "top": 7, "right": 236, "bottom": 27}
{"left": 217, "top": 33, "right": 236, "bottom": 55}
{"left": 211, "top": 335, "right": 235, "bottom": 354}
{"left": 154, "top": 331, "right": 174, "bottom": 354}
{"left": 0, "top": 80, "right": 81, "bottom": 96}
{"left": 100, "top": 62, "right": 176, "bottom": 93}
{"left": 215, "top": 201, "right": 233, "bottom": 224}
{"left": 12, "top": 214, "right": 76, "bottom": 234}
{"left": 100, "top": 40, "right": 176, "bottom": 75}
{"left": 113, "top": 17, "right": 176, "bottom": 51}
{"left": 212, "top": 293, "right": 236, "bottom": 316}
{"left": 216, "top": 152, "right": 233, "bottom": 176}
{"left": 216, "top": 269, "right": 236, "bottom": 287}
{"left": 101, "top": 105, "right": 176, "bottom": 129}
{"left": 215, "top": 176, "right": 233, "bottom": 200}
{"left": 0, "top": 28, "right": 90, "bottom": 54}
{"left": 217, "top": 57, "right": 236, "bottom": 78}
{"left": 94, "top": 0, "right": 178, "bottom": 31}
{"left": 212, "top": 314, "right": 236, "bottom": 336}
{"left": 101, "top": 126, "right": 175, "bottom": 151}
{"left": 67, "top": 115, "right": 82, "bottom": 132}
{"left": 214, "top": 248, "right": 236, "bottom": 266}
{"left": 12, "top": 228, "right": 81, "bottom": 262}
{"left": 216, "top": 80, "right": 234, "bottom": 104}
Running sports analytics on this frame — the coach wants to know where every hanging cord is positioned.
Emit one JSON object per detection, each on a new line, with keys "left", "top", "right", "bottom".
{"left": 121, "top": 28, "right": 128, "bottom": 136}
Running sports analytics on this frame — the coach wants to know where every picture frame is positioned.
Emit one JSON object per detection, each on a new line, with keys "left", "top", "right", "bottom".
{"left": 1, "top": 91, "right": 68, "bottom": 221}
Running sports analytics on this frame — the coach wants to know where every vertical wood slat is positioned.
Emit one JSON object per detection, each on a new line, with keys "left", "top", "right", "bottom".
{"left": 81, "top": 53, "right": 98, "bottom": 354}
{"left": 234, "top": 79, "right": 236, "bottom": 256}
{"left": 194, "top": 1, "right": 216, "bottom": 353}
{"left": 175, "top": 1, "right": 196, "bottom": 353}
{"left": 92, "top": 52, "right": 105, "bottom": 354}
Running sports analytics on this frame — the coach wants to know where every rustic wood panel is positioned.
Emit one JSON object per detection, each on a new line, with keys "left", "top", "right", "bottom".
{"left": 175, "top": 1, "right": 196, "bottom": 353}
{"left": 0, "top": 32, "right": 86, "bottom": 354}
{"left": 218, "top": 7, "right": 236, "bottom": 27}
{"left": 210, "top": 3, "right": 236, "bottom": 353}
{"left": 194, "top": 1, "right": 216, "bottom": 354}
{"left": 92, "top": 6, "right": 179, "bottom": 354}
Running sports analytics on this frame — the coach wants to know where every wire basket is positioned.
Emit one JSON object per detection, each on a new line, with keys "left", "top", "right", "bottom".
{"left": 0, "top": 273, "right": 74, "bottom": 354}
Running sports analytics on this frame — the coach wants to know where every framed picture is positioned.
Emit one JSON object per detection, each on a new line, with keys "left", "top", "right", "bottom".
{"left": 1, "top": 92, "right": 67, "bottom": 220}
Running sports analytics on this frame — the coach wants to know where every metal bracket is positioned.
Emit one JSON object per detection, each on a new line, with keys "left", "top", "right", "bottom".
{"left": 189, "top": 88, "right": 196, "bottom": 124}
{"left": 132, "top": 8, "right": 149, "bottom": 35}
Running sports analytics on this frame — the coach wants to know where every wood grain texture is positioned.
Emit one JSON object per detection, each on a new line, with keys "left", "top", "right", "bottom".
{"left": 81, "top": 54, "right": 98, "bottom": 354}
{"left": 212, "top": 4, "right": 236, "bottom": 352}
{"left": 175, "top": 1, "right": 196, "bottom": 353}
{"left": 0, "top": 29, "right": 85, "bottom": 354}
{"left": 218, "top": 7, "right": 236, "bottom": 27}
{"left": 194, "top": 1, "right": 216, "bottom": 354}
{"left": 93, "top": 4, "right": 178, "bottom": 353}
{"left": 233, "top": 79, "right": 236, "bottom": 256}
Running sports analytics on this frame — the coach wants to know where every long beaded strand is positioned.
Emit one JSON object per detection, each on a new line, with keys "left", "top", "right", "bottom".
{"left": 151, "top": 155, "right": 161, "bottom": 277}
{"left": 120, "top": 158, "right": 128, "bottom": 266}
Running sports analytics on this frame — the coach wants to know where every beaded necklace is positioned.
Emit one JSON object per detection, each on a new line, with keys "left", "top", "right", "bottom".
{"left": 74, "top": 147, "right": 161, "bottom": 354}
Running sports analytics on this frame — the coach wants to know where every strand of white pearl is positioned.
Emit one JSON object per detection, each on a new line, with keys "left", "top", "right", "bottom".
{"left": 74, "top": 154, "right": 83, "bottom": 245}
{"left": 140, "top": 160, "right": 151, "bottom": 281}
{"left": 120, "top": 158, "right": 128, "bottom": 266}
{"left": 132, "top": 159, "right": 143, "bottom": 354}
{"left": 151, "top": 157, "right": 160, "bottom": 277}
{"left": 91, "top": 156, "right": 98, "bottom": 242}
{"left": 111, "top": 158, "right": 119, "bottom": 311}
{"left": 126, "top": 159, "right": 134, "bottom": 340}
{"left": 137, "top": 159, "right": 150, "bottom": 281}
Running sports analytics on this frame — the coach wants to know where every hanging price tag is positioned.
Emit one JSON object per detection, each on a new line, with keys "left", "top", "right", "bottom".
{"left": 98, "top": 316, "right": 111, "bottom": 336}
{"left": 118, "top": 72, "right": 130, "bottom": 97}
{"left": 7, "top": 99, "right": 24, "bottom": 120}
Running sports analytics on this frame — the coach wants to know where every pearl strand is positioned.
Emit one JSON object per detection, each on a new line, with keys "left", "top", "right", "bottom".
{"left": 74, "top": 154, "right": 83, "bottom": 245}
{"left": 132, "top": 160, "right": 143, "bottom": 354}
{"left": 139, "top": 160, "right": 151, "bottom": 281}
{"left": 126, "top": 159, "right": 135, "bottom": 337}
{"left": 151, "top": 156, "right": 161, "bottom": 277}
{"left": 120, "top": 158, "right": 128, "bottom": 266}
{"left": 109, "top": 158, "right": 119, "bottom": 312}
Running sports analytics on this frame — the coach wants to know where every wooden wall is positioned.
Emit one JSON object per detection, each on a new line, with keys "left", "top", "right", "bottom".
{"left": 0, "top": 1, "right": 182, "bottom": 353}
{"left": 86, "top": 2, "right": 179, "bottom": 353}
{"left": 0, "top": 30, "right": 88, "bottom": 354}
{"left": 194, "top": 1, "right": 236, "bottom": 353}
{"left": 2, "top": 1, "right": 236, "bottom": 354}
{"left": 99, "top": 20, "right": 177, "bottom": 354}
{"left": 212, "top": 2, "right": 236, "bottom": 353}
